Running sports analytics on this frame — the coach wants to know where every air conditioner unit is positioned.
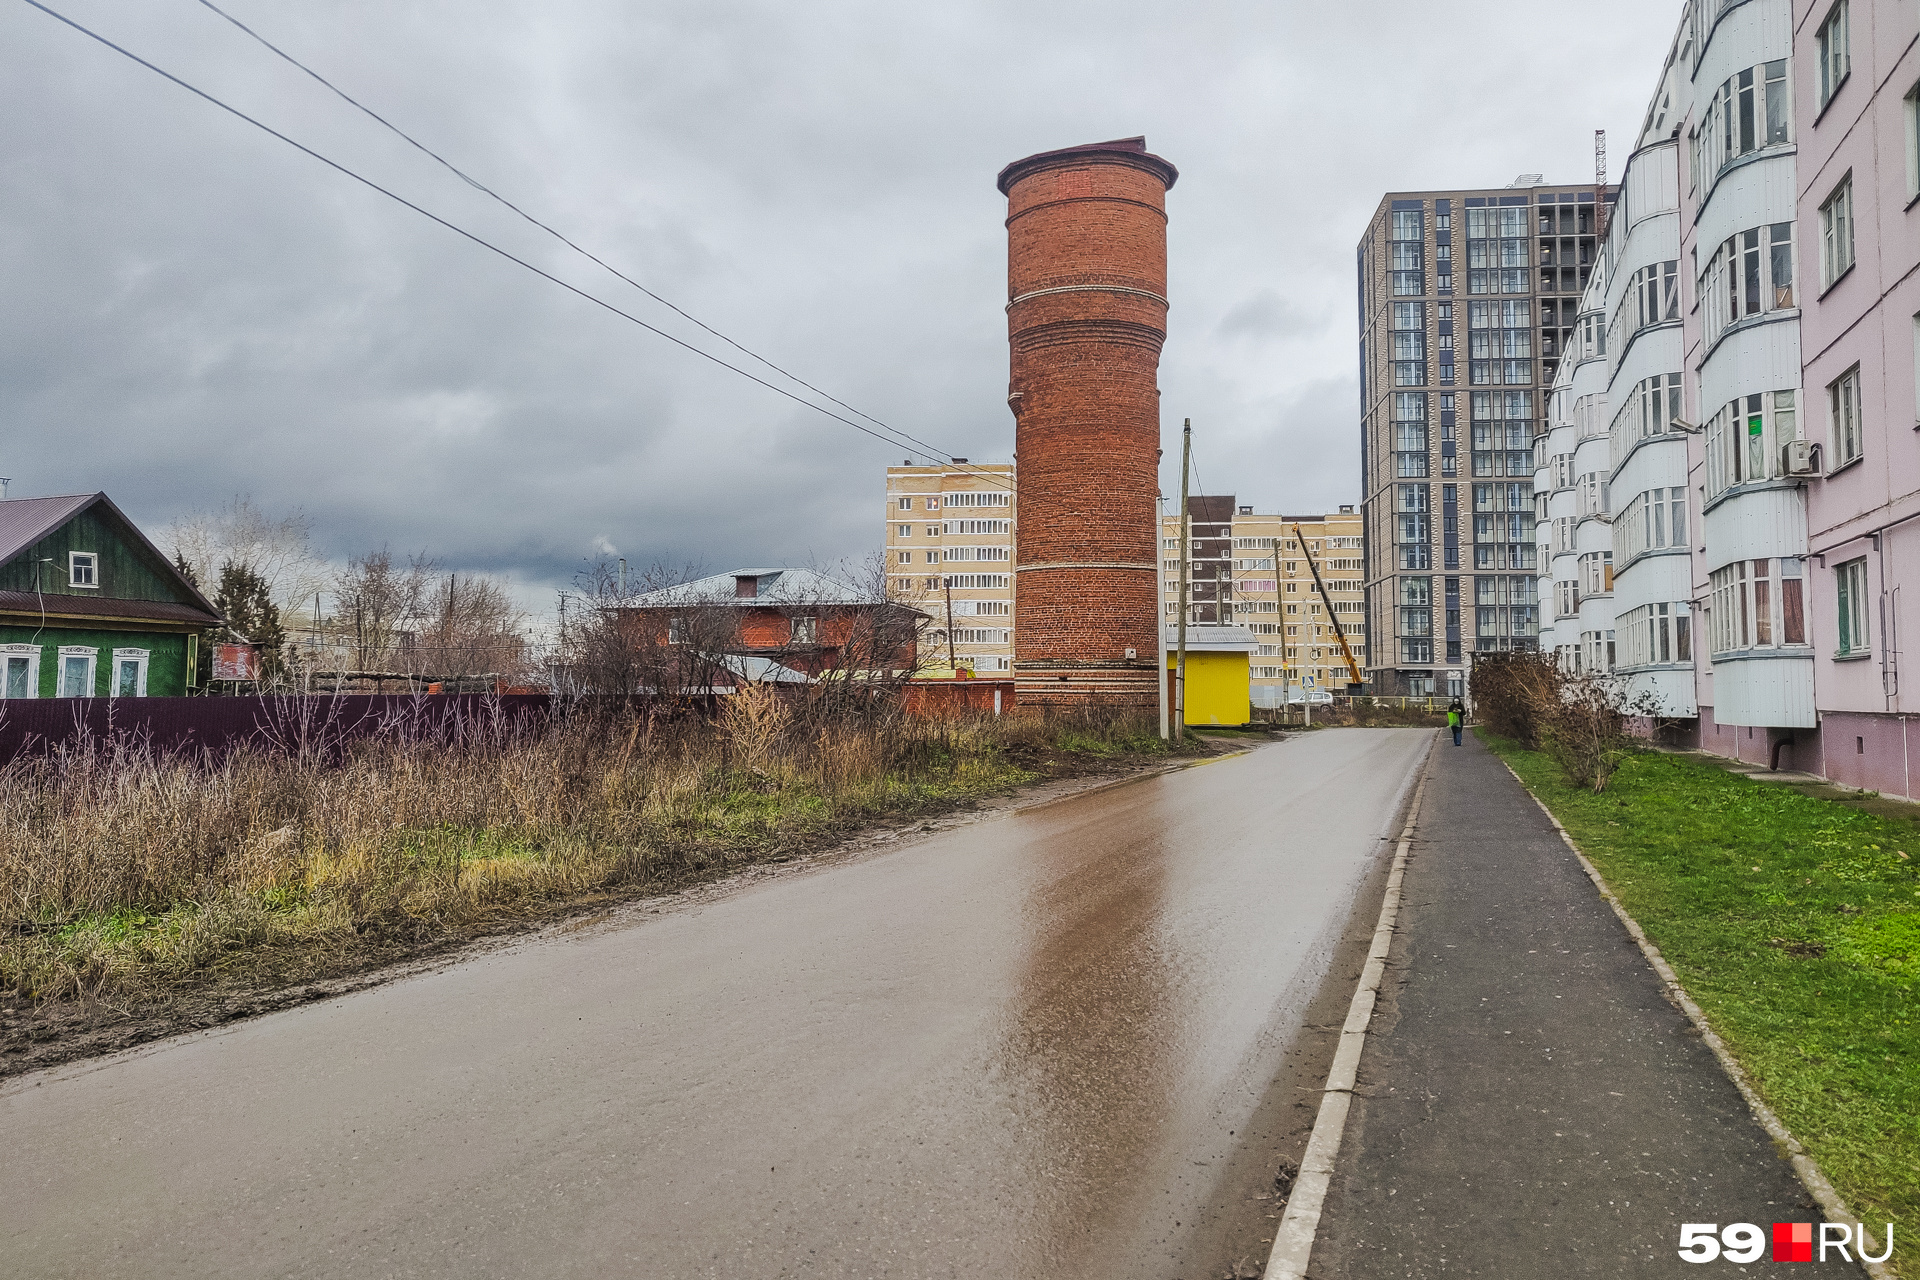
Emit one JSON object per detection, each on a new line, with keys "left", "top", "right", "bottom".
{"left": 1781, "top": 439, "right": 1818, "bottom": 476}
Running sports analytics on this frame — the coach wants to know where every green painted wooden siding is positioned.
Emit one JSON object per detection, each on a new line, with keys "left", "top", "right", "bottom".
{"left": 0, "top": 505, "right": 197, "bottom": 604}
{"left": 0, "top": 625, "right": 192, "bottom": 697}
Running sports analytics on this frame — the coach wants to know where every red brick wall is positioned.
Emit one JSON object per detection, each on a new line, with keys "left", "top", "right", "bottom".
{"left": 1001, "top": 141, "right": 1174, "bottom": 707}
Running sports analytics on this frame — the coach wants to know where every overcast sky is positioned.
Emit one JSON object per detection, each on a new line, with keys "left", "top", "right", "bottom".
{"left": 2, "top": 0, "right": 1682, "bottom": 611}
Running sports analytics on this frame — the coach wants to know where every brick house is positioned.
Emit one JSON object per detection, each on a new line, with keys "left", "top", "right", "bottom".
{"left": 618, "top": 567, "right": 924, "bottom": 683}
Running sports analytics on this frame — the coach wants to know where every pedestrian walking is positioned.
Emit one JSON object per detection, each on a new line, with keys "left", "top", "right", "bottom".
{"left": 1447, "top": 699, "right": 1464, "bottom": 747}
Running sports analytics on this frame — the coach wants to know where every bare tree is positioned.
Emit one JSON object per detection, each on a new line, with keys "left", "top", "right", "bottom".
{"left": 413, "top": 571, "right": 530, "bottom": 683}
{"left": 166, "top": 496, "right": 329, "bottom": 615}
{"left": 333, "top": 549, "right": 437, "bottom": 673}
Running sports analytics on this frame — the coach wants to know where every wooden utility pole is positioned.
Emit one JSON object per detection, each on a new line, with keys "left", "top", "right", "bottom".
{"left": 1157, "top": 495, "right": 1169, "bottom": 740}
{"left": 1175, "top": 420, "right": 1192, "bottom": 738}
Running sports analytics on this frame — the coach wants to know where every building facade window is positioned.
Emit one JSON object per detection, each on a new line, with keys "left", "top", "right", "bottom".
{"left": 1692, "top": 60, "right": 1791, "bottom": 187}
{"left": 1390, "top": 209, "right": 1424, "bottom": 241}
{"left": 1392, "top": 391, "right": 1428, "bottom": 478}
{"left": 1578, "top": 550, "right": 1614, "bottom": 597}
{"left": 1820, "top": 176, "right": 1855, "bottom": 287}
{"left": 1710, "top": 558, "right": 1808, "bottom": 653}
{"left": 111, "top": 648, "right": 149, "bottom": 698}
{"left": 1705, "top": 389, "right": 1798, "bottom": 495}
{"left": 1473, "top": 575, "right": 1537, "bottom": 641}
{"left": 1612, "top": 261, "right": 1680, "bottom": 352}
{"left": 1, "top": 645, "right": 39, "bottom": 699}
{"left": 57, "top": 646, "right": 96, "bottom": 698}
{"left": 1702, "top": 227, "right": 1793, "bottom": 347}
{"left": 1610, "top": 372, "right": 1684, "bottom": 456}
{"left": 1616, "top": 602, "right": 1692, "bottom": 667}
{"left": 1906, "top": 83, "right": 1920, "bottom": 200}
{"left": 1817, "top": 1, "right": 1850, "bottom": 110}
{"left": 1615, "top": 486, "right": 1689, "bottom": 563}
{"left": 1836, "top": 556, "right": 1869, "bottom": 655}
{"left": 69, "top": 552, "right": 97, "bottom": 588}
{"left": 1830, "top": 365, "right": 1862, "bottom": 465}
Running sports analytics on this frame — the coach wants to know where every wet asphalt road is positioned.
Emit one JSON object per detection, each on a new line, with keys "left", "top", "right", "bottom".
{"left": 2, "top": 728, "right": 1431, "bottom": 1279}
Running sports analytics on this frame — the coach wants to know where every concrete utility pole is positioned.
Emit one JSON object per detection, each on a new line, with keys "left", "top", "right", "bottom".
{"left": 1157, "top": 494, "right": 1169, "bottom": 740}
{"left": 1175, "top": 419, "right": 1192, "bottom": 739}
{"left": 944, "top": 575, "right": 957, "bottom": 673}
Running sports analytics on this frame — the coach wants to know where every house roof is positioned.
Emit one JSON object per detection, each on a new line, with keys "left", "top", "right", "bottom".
{"left": 0, "top": 494, "right": 97, "bottom": 566}
{"left": 721, "top": 654, "right": 813, "bottom": 684}
{"left": 0, "top": 591, "right": 222, "bottom": 626}
{"left": 628, "top": 567, "right": 893, "bottom": 609}
{"left": 0, "top": 492, "right": 222, "bottom": 621}
{"left": 1163, "top": 624, "right": 1258, "bottom": 653}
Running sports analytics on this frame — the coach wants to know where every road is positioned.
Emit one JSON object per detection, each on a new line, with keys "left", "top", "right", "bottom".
{"left": 2, "top": 728, "right": 1431, "bottom": 1279}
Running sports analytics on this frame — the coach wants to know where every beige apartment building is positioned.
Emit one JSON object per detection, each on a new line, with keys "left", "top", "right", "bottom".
{"left": 885, "top": 460, "right": 1015, "bottom": 675}
{"left": 1160, "top": 499, "right": 1366, "bottom": 703}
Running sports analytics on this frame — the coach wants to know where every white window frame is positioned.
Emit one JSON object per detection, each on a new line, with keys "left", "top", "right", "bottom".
{"left": 57, "top": 645, "right": 97, "bottom": 698}
{"left": 68, "top": 551, "right": 98, "bottom": 588}
{"left": 1820, "top": 175, "right": 1855, "bottom": 288}
{"left": 1836, "top": 556, "right": 1870, "bottom": 656}
{"left": 1, "top": 643, "right": 40, "bottom": 699}
{"left": 110, "top": 647, "right": 150, "bottom": 697}
{"left": 1830, "top": 365, "right": 1863, "bottom": 466}
{"left": 896, "top": 496, "right": 912, "bottom": 511}
{"left": 1905, "top": 82, "right": 1920, "bottom": 200}
{"left": 1817, "top": 0, "right": 1850, "bottom": 111}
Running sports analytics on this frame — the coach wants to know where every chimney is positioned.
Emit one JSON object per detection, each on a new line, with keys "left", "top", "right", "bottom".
{"left": 734, "top": 575, "right": 757, "bottom": 599}
{"left": 998, "top": 136, "right": 1176, "bottom": 706}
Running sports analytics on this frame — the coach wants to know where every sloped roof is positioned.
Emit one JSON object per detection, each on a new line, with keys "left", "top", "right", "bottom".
{"left": 0, "top": 492, "right": 222, "bottom": 619}
{"left": 0, "top": 592, "right": 221, "bottom": 626}
{"left": 628, "top": 567, "right": 887, "bottom": 608}
{"left": 0, "top": 494, "right": 96, "bottom": 566}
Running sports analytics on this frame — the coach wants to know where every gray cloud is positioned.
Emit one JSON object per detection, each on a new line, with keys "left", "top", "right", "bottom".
{"left": 0, "top": 0, "right": 1684, "bottom": 610}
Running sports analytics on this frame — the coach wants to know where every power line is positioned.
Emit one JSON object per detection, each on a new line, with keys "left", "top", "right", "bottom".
{"left": 20, "top": 0, "right": 1016, "bottom": 493}
{"left": 189, "top": 0, "right": 992, "bottom": 483}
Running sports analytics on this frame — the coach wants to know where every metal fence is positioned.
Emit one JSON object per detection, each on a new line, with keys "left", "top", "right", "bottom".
{"left": 0, "top": 693, "right": 553, "bottom": 763}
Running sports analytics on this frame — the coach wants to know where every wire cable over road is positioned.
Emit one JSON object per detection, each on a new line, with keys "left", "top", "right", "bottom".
{"left": 19, "top": 0, "right": 1015, "bottom": 491}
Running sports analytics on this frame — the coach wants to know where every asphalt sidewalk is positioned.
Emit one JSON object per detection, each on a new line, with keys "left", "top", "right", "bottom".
{"left": 1308, "top": 732, "right": 1857, "bottom": 1278}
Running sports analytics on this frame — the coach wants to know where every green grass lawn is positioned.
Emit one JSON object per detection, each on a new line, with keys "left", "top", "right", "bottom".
{"left": 1482, "top": 734, "right": 1919, "bottom": 1263}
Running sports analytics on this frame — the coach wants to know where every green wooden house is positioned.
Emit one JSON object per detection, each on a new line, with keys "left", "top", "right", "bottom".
{"left": 0, "top": 493, "right": 223, "bottom": 699}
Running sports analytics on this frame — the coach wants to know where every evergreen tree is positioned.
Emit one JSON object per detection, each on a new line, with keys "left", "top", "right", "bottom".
{"left": 213, "top": 560, "right": 287, "bottom": 684}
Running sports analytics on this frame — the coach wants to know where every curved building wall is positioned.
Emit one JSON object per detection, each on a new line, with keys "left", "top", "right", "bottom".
{"left": 1604, "top": 137, "right": 1695, "bottom": 713}
{"left": 1680, "top": 0, "right": 1813, "bottom": 729}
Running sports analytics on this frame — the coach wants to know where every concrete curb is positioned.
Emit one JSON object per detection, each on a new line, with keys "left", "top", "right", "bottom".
{"left": 1497, "top": 756, "right": 1890, "bottom": 1280}
{"left": 1262, "top": 733, "right": 1436, "bottom": 1280}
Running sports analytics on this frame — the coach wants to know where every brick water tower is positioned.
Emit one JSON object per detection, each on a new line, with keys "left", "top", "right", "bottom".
{"left": 997, "top": 136, "right": 1176, "bottom": 707}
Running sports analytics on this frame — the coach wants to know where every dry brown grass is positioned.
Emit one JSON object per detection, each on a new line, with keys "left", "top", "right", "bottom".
{"left": 0, "top": 701, "right": 1169, "bottom": 1006}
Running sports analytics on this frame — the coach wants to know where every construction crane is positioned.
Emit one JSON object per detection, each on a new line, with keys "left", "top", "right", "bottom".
{"left": 1292, "top": 523, "right": 1365, "bottom": 692}
{"left": 1594, "top": 129, "right": 1610, "bottom": 238}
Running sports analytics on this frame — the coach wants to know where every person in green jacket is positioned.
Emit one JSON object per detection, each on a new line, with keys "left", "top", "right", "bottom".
{"left": 1447, "top": 700, "right": 1464, "bottom": 746}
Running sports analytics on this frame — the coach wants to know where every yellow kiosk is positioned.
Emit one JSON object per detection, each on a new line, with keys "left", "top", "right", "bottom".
{"left": 1165, "top": 624, "right": 1257, "bottom": 727}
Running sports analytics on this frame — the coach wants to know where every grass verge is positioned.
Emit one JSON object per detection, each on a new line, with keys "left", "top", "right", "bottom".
{"left": 1482, "top": 732, "right": 1918, "bottom": 1261}
{"left": 2, "top": 705, "right": 1191, "bottom": 1071}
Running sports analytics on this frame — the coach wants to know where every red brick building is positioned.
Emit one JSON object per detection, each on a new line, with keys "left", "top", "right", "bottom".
{"left": 998, "top": 136, "right": 1176, "bottom": 707}
{"left": 616, "top": 568, "right": 923, "bottom": 685}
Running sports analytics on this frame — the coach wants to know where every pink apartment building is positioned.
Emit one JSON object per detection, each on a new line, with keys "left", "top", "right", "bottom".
{"left": 1794, "top": 0, "right": 1920, "bottom": 792}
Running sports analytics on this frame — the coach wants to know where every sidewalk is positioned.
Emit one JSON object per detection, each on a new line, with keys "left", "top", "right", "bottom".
{"left": 1308, "top": 733, "right": 1857, "bottom": 1277}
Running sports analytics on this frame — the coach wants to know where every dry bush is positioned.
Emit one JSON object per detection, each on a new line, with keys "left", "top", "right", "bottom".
{"left": 0, "top": 701, "right": 1165, "bottom": 1005}
{"left": 1471, "top": 652, "right": 1646, "bottom": 793}
{"left": 1468, "top": 651, "right": 1562, "bottom": 749}
{"left": 721, "top": 681, "right": 794, "bottom": 772}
